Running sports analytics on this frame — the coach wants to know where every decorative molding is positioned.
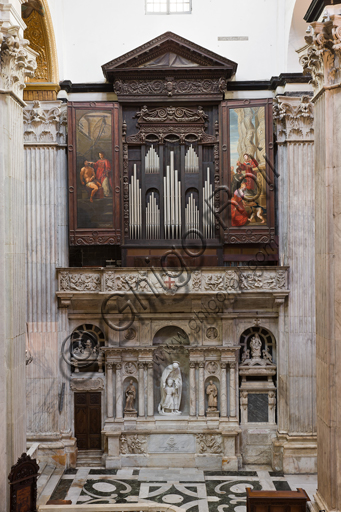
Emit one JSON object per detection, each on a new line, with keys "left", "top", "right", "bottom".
{"left": 70, "top": 378, "right": 104, "bottom": 391}
{"left": 115, "top": 77, "right": 227, "bottom": 99}
{"left": 23, "top": 100, "right": 67, "bottom": 144}
{"left": 273, "top": 96, "right": 314, "bottom": 143}
{"left": 300, "top": 16, "right": 341, "bottom": 96}
{"left": 224, "top": 228, "right": 276, "bottom": 244}
{"left": 69, "top": 231, "right": 121, "bottom": 246}
{"left": 135, "top": 105, "right": 208, "bottom": 124}
{"left": 196, "top": 434, "right": 223, "bottom": 454}
{"left": 0, "top": 26, "right": 37, "bottom": 99}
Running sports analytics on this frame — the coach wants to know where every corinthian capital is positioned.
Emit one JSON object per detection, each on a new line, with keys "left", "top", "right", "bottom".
{"left": 23, "top": 101, "right": 67, "bottom": 144}
{"left": 300, "top": 15, "right": 341, "bottom": 95}
{"left": 273, "top": 96, "right": 314, "bottom": 143}
{"left": 0, "top": 26, "right": 37, "bottom": 98}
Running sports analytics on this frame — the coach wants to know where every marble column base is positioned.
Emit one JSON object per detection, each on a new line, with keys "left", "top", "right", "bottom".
{"left": 272, "top": 433, "right": 317, "bottom": 473}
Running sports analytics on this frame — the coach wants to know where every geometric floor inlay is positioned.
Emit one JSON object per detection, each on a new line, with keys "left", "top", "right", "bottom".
{"left": 48, "top": 468, "right": 301, "bottom": 512}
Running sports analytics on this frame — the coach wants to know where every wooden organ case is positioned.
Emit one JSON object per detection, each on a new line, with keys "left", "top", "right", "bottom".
{"left": 67, "top": 33, "right": 276, "bottom": 267}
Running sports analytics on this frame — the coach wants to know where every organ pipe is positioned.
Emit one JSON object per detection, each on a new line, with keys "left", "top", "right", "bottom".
{"left": 163, "top": 151, "right": 182, "bottom": 239}
{"left": 185, "top": 193, "right": 199, "bottom": 239}
{"left": 185, "top": 145, "right": 199, "bottom": 173}
{"left": 203, "top": 167, "right": 214, "bottom": 239}
{"left": 129, "top": 164, "right": 142, "bottom": 239}
{"left": 146, "top": 192, "right": 160, "bottom": 239}
{"left": 145, "top": 145, "right": 160, "bottom": 173}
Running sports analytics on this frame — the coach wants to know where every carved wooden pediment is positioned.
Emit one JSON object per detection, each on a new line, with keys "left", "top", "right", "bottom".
{"left": 102, "top": 32, "right": 237, "bottom": 101}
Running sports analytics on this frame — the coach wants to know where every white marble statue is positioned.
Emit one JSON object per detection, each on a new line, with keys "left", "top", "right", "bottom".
{"left": 158, "top": 362, "right": 182, "bottom": 415}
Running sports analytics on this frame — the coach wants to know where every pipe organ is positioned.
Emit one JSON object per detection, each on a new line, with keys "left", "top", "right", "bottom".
{"left": 124, "top": 105, "right": 218, "bottom": 244}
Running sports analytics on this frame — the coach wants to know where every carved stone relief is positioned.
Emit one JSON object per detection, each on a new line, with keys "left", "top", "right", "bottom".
{"left": 120, "top": 434, "right": 147, "bottom": 454}
{"left": 273, "top": 96, "right": 314, "bottom": 143}
{"left": 196, "top": 434, "right": 223, "bottom": 454}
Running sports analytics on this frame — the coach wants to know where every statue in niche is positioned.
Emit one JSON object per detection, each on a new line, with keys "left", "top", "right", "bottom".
{"left": 206, "top": 380, "right": 218, "bottom": 412}
{"left": 250, "top": 334, "right": 262, "bottom": 358}
{"left": 124, "top": 380, "right": 136, "bottom": 413}
{"left": 158, "top": 362, "right": 182, "bottom": 415}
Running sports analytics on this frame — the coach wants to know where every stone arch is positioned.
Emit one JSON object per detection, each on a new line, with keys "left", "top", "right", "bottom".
{"left": 239, "top": 325, "right": 276, "bottom": 364}
{"left": 22, "top": 0, "right": 59, "bottom": 100}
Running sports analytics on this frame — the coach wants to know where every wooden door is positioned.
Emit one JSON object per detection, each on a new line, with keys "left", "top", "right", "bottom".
{"left": 74, "top": 392, "right": 102, "bottom": 450}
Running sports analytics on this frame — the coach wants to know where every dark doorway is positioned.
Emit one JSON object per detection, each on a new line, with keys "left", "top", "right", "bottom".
{"left": 74, "top": 392, "right": 102, "bottom": 450}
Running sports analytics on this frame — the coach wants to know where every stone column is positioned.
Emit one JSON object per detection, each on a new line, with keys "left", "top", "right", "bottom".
{"left": 0, "top": 9, "right": 36, "bottom": 506}
{"left": 116, "top": 363, "right": 123, "bottom": 419}
{"left": 106, "top": 363, "right": 114, "bottom": 418}
{"left": 229, "top": 362, "right": 236, "bottom": 419}
{"left": 240, "top": 391, "right": 248, "bottom": 424}
{"left": 220, "top": 363, "right": 227, "bottom": 417}
{"left": 189, "top": 362, "right": 196, "bottom": 416}
{"left": 198, "top": 362, "right": 205, "bottom": 417}
{"left": 24, "top": 100, "right": 72, "bottom": 458}
{"left": 147, "top": 362, "right": 154, "bottom": 417}
{"left": 273, "top": 93, "right": 316, "bottom": 472}
{"left": 299, "top": 11, "right": 341, "bottom": 509}
{"left": 138, "top": 362, "right": 145, "bottom": 417}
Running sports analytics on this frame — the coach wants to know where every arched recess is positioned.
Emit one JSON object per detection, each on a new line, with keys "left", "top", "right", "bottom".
{"left": 22, "top": 0, "right": 59, "bottom": 100}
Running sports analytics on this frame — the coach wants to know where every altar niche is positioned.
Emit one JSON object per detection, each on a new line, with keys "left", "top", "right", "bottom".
{"left": 153, "top": 326, "right": 190, "bottom": 416}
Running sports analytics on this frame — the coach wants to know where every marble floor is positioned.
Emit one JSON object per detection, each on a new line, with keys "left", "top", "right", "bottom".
{"left": 46, "top": 467, "right": 317, "bottom": 512}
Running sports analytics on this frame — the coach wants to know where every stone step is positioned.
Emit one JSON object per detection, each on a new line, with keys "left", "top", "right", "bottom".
{"left": 37, "top": 465, "right": 64, "bottom": 507}
{"left": 76, "top": 450, "right": 103, "bottom": 467}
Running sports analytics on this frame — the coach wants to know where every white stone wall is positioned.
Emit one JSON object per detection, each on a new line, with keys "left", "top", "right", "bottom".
{"left": 48, "top": 0, "right": 306, "bottom": 84}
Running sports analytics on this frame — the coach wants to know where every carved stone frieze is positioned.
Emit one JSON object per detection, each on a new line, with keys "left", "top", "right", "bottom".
{"left": 196, "top": 434, "right": 223, "bottom": 454}
{"left": 59, "top": 271, "right": 101, "bottom": 292}
{"left": 70, "top": 378, "right": 104, "bottom": 391}
{"left": 273, "top": 96, "right": 314, "bottom": 143}
{"left": 300, "top": 15, "right": 341, "bottom": 96}
{"left": 114, "top": 77, "right": 226, "bottom": 98}
{"left": 57, "top": 267, "right": 289, "bottom": 294}
{"left": 0, "top": 27, "right": 37, "bottom": 98}
{"left": 120, "top": 434, "right": 147, "bottom": 454}
{"left": 23, "top": 100, "right": 67, "bottom": 144}
{"left": 239, "top": 270, "right": 286, "bottom": 291}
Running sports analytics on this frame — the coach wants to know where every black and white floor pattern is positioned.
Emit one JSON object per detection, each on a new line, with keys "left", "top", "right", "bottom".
{"left": 48, "top": 467, "right": 317, "bottom": 512}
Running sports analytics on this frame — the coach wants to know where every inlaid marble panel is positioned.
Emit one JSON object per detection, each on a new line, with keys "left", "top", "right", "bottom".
{"left": 248, "top": 394, "right": 268, "bottom": 423}
{"left": 148, "top": 434, "right": 196, "bottom": 453}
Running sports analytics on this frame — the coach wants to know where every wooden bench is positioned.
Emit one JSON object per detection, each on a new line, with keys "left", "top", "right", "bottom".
{"left": 246, "top": 487, "right": 310, "bottom": 512}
